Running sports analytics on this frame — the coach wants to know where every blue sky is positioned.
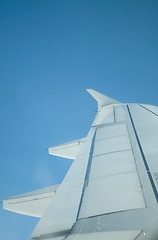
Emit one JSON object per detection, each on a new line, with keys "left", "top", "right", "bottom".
{"left": 0, "top": 0, "right": 158, "bottom": 239}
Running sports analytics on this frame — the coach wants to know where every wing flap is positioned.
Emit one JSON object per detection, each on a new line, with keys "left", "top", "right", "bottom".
{"left": 3, "top": 185, "right": 59, "bottom": 217}
{"left": 79, "top": 122, "right": 146, "bottom": 219}
{"left": 49, "top": 138, "right": 85, "bottom": 160}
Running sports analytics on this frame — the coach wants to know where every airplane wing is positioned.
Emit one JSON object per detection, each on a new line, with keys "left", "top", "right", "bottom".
{"left": 4, "top": 89, "right": 158, "bottom": 240}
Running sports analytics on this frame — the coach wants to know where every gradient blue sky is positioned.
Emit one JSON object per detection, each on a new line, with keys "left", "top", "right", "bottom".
{"left": 1, "top": 1, "right": 158, "bottom": 239}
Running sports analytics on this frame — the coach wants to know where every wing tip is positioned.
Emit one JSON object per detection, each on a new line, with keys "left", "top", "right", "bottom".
{"left": 86, "top": 89, "right": 119, "bottom": 107}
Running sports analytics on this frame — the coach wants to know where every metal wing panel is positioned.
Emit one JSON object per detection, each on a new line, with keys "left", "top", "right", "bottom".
{"left": 79, "top": 172, "right": 145, "bottom": 218}
{"left": 79, "top": 110, "right": 146, "bottom": 219}
{"left": 140, "top": 104, "right": 158, "bottom": 115}
{"left": 93, "top": 135, "right": 131, "bottom": 156}
{"left": 66, "top": 231, "right": 141, "bottom": 240}
{"left": 89, "top": 151, "right": 137, "bottom": 180}
{"left": 94, "top": 122, "right": 128, "bottom": 140}
{"left": 115, "top": 104, "right": 127, "bottom": 122}
{"left": 128, "top": 104, "right": 158, "bottom": 170}
{"left": 92, "top": 106, "right": 114, "bottom": 127}
{"left": 93, "top": 106, "right": 114, "bottom": 126}
{"left": 127, "top": 104, "right": 158, "bottom": 206}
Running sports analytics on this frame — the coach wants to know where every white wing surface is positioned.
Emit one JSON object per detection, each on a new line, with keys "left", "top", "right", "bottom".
{"left": 4, "top": 90, "right": 158, "bottom": 240}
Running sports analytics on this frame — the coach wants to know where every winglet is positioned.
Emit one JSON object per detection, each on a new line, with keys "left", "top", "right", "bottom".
{"left": 87, "top": 89, "right": 119, "bottom": 109}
